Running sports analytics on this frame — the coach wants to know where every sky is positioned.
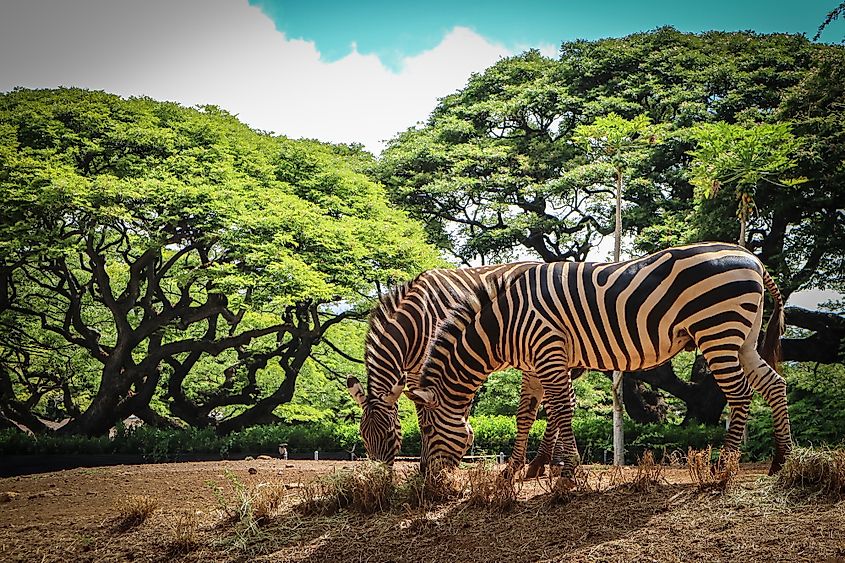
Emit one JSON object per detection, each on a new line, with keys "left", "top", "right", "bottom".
{"left": 1, "top": 0, "right": 841, "bottom": 155}
{"left": 0, "top": 0, "right": 841, "bottom": 307}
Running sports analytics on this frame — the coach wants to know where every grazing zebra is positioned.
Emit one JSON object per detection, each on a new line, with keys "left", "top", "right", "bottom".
{"left": 347, "top": 262, "right": 571, "bottom": 467}
{"left": 406, "top": 242, "right": 790, "bottom": 479}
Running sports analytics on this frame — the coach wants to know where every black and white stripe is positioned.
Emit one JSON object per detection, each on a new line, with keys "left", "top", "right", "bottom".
{"left": 407, "top": 243, "right": 790, "bottom": 477}
{"left": 347, "top": 262, "right": 544, "bottom": 464}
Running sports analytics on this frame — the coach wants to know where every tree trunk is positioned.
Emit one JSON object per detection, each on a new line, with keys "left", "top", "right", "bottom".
{"left": 59, "top": 360, "right": 133, "bottom": 436}
{"left": 622, "top": 378, "right": 668, "bottom": 424}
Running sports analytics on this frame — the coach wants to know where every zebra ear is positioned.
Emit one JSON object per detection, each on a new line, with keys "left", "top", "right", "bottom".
{"left": 346, "top": 377, "right": 366, "bottom": 408}
{"left": 381, "top": 382, "right": 404, "bottom": 406}
{"left": 404, "top": 387, "right": 435, "bottom": 408}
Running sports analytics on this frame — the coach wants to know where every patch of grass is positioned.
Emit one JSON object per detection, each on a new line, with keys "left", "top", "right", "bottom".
{"left": 207, "top": 469, "right": 286, "bottom": 538}
{"left": 776, "top": 447, "right": 845, "bottom": 498}
{"left": 297, "top": 462, "right": 400, "bottom": 515}
{"left": 687, "top": 447, "right": 740, "bottom": 492}
{"left": 114, "top": 495, "right": 159, "bottom": 530}
{"left": 296, "top": 469, "right": 354, "bottom": 516}
{"left": 464, "top": 461, "right": 516, "bottom": 511}
{"left": 349, "top": 462, "right": 395, "bottom": 514}
{"left": 169, "top": 510, "right": 199, "bottom": 554}
{"left": 623, "top": 450, "right": 666, "bottom": 492}
{"left": 393, "top": 467, "right": 430, "bottom": 509}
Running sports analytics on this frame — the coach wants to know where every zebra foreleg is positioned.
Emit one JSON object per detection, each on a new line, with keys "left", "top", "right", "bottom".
{"left": 541, "top": 377, "right": 578, "bottom": 490}
{"left": 524, "top": 400, "right": 556, "bottom": 479}
{"left": 503, "top": 372, "right": 543, "bottom": 481}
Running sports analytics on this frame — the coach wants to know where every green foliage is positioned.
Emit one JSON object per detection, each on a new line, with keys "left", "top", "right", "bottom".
{"left": 0, "top": 88, "right": 439, "bottom": 433}
{"left": 686, "top": 121, "right": 804, "bottom": 245}
{"left": 473, "top": 369, "right": 523, "bottom": 416}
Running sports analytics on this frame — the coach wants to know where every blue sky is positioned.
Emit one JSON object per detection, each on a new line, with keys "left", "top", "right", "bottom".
{"left": 250, "top": 0, "right": 845, "bottom": 70}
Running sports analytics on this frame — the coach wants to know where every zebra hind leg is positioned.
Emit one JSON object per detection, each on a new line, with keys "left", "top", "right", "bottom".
{"left": 704, "top": 349, "right": 753, "bottom": 461}
{"left": 741, "top": 352, "right": 792, "bottom": 474}
{"left": 524, "top": 398, "right": 555, "bottom": 479}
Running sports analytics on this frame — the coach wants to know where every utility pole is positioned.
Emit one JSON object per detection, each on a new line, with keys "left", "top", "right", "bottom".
{"left": 612, "top": 166, "right": 625, "bottom": 467}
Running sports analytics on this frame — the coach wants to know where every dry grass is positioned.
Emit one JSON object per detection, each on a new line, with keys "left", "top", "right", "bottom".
{"left": 297, "top": 461, "right": 398, "bottom": 515}
{"left": 207, "top": 469, "right": 287, "bottom": 534}
{"left": 546, "top": 453, "right": 665, "bottom": 503}
{"left": 623, "top": 451, "right": 666, "bottom": 492}
{"left": 114, "top": 495, "right": 159, "bottom": 530}
{"left": 687, "top": 447, "right": 740, "bottom": 492}
{"left": 348, "top": 462, "right": 395, "bottom": 514}
{"left": 169, "top": 510, "right": 199, "bottom": 554}
{"left": 464, "top": 462, "right": 516, "bottom": 511}
{"left": 776, "top": 447, "right": 845, "bottom": 498}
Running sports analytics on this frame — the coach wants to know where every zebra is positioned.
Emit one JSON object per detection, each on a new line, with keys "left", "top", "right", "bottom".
{"left": 347, "top": 262, "right": 571, "bottom": 467}
{"left": 406, "top": 242, "right": 790, "bottom": 479}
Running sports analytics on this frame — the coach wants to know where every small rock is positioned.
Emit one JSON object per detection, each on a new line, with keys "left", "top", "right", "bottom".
{"left": 0, "top": 492, "right": 19, "bottom": 503}
{"left": 257, "top": 455, "right": 272, "bottom": 461}
{"left": 284, "top": 483, "right": 302, "bottom": 490}
{"left": 248, "top": 467, "right": 258, "bottom": 475}
{"left": 244, "top": 456, "right": 255, "bottom": 461}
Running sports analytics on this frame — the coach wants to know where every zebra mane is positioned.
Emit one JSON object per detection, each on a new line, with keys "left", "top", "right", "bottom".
{"left": 418, "top": 274, "right": 508, "bottom": 389}
{"left": 365, "top": 277, "right": 418, "bottom": 351}
{"left": 363, "top": 273, "right": 438, "bottom": 399}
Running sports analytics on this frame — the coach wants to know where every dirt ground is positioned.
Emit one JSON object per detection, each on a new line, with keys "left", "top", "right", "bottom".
{"left": 0, "top": 459, "right": 843, "bottom": 563}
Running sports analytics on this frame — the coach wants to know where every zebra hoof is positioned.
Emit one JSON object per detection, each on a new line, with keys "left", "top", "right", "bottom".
{"left": 500, "top": 466, "right": 516, "bottom": 482}
{"left": 524, "top": 457, "right": 548, "bottom": 479}
{"left": 769, "top": 449, "right": 788, "bottom": 475}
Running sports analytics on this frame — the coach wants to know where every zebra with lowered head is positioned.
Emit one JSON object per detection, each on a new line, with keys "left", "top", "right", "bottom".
{"left": 406, "top": 242, "right": 791, "bottom": 481}
{"left": 347, "top": 262, "right": 573, "bottom": 470}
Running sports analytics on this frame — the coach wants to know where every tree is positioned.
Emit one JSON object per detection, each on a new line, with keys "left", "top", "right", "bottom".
{"left": 571, "top": 112, "right": 663, "bottom": 464}
{"left": 380, "top": 50, "right": 612, "bottom": 265}
{"left": 0, "top": 88, "right": 439, "bottom": 435}
{"left": 687, "top": 122, "right": 804, "bottom": 248}
{"left": 380, "top": 28, "right": 845, "bottom": 425}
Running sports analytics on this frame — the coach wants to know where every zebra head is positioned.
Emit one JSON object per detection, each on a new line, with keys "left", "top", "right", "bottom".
{"left": 406, "top": 387, "right": 474, "bottom": 473}
{"left": 347, "top": 376, "right": 404, "bottom": 464}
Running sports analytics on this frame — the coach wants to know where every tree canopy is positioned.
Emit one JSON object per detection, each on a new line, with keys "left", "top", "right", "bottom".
{"left": 0, "top": 88, "right": 440, "bottom": 435}
{"left": 378, "top": 28, "right": 845, "bottom": 425}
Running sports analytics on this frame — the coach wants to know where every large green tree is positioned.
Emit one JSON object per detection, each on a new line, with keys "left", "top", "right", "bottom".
{"left": 0, "top": 88, "right": 439, "bottom": 436}
{"left": 380, "top": 28, "right": 845, "bottom": 425}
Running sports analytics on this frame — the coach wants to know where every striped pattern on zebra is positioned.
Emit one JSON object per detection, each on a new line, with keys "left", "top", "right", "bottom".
{"left": 347, "top": 262, "right": 547, "bottom": 465}
{"left": 406, "top": 242, "right": 790, "bottom": 478}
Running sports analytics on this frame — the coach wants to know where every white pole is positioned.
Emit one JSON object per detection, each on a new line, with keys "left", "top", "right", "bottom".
{"left": 612, "top": 167, "right": 626, "bottom": 467}
{"left": 314, "top": 450, "right": 319, "bottom": 461}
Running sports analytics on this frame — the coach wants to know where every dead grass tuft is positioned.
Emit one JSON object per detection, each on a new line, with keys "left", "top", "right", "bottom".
{"left": 464, "top": 462, "right": 516, "bottom": 511}
{"left": 207, "top": 469, "right": 286, "bottom": 535}
{"left": 297, "top": 462, "right": 397, "bottom": 515}
{"left": 623, "top": 450, "right": 666, "bottom": 492}
{"left": 296, "top": 470, "right": 353, "bottom": 516}
{"left": 349, "top": 462, "right": 395, "bottom": 514}
{"left": 169, "top": 510, "right": 200, "bottom": 554}
{"left": 776, "top": 447, "right": 845, "bottom": 498}
{"left": 687, "top": 447, "right": 740, "bottom": 492}
{"left": 114, "top": 495, "right": 159, "bottom": 530}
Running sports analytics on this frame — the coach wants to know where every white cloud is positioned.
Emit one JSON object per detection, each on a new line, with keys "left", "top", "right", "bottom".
{"left": 0, "top": 0, "right": 518, "bottom": 154}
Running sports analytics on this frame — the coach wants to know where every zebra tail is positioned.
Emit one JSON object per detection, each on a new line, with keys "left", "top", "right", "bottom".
{"left": 760, "top": 268, "right": 784, "bottom": 370}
